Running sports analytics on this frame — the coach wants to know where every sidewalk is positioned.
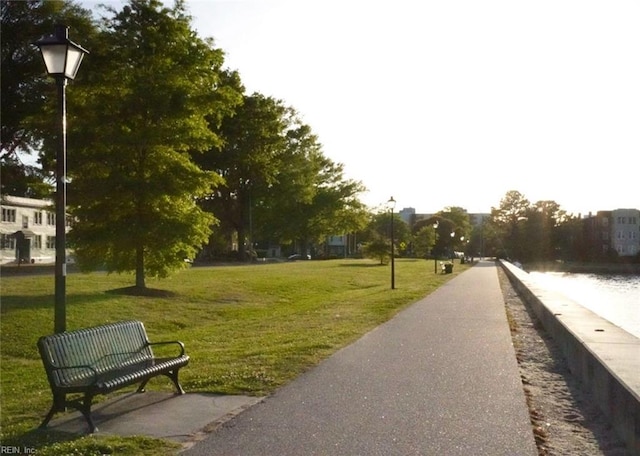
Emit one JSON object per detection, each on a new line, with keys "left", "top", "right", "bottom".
{"left": 49, "top": 261, "right": 537, "bottom": 455}
{"left": 182, "top": 261, "right": 537, "bottom": 455}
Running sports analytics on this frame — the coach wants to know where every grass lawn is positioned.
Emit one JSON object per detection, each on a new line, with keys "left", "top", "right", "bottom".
{"left": 1, "top": 258, "right": 470, "bottom": 454}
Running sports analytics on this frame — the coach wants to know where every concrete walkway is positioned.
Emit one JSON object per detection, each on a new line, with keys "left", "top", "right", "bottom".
{"left": 181, "top": 261, "right": 537, "bottom": 455}
{"left": 48, "top": 261, "right": 537, "bottom": 454}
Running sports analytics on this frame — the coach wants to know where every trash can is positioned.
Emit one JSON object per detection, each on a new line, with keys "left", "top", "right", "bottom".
{"left": 444, "top": 263, "right": 453, "bottom": 274}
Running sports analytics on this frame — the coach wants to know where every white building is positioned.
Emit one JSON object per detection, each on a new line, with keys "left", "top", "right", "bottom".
{"left": 0, "top": 195, "right": 67, "bottom": 264}
{"left": 610, "top": 208, "right": 640, "bottom": 257}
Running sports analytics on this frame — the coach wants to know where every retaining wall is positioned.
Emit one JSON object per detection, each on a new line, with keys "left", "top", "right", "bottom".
{"left": 499, "top": 260, "right": 640, "bottom": 455}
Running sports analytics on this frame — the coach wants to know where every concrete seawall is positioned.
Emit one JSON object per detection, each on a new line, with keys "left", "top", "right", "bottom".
{"left": 499, "top": 260, "right": 640, "bottom": 455}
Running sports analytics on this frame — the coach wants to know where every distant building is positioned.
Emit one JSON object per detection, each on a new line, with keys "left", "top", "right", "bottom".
{"left": 610, "top": 209, "right": 640, "bottom": 257}
{"left": 468, "top": 213, "right": 490, "bottom": 227}
{"left": 583, "top": 211, "right": 612, "bottom": 258}
{"left": 325, "top": 234, "right": 347, "bottom": 257}
{"left": 0, "top": 195, "right": 68, "bottom": 264}
{"left": 582, "top": 209, "right": 639, "bottom": 258}
{"left": 398, "top": 207, "right": 417, "bottom": 225}
{"left": 397, "top": 207, "right": 489, "bottom": 228}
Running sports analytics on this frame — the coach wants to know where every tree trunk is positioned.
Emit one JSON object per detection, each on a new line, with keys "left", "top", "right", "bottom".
{"left": 236, "top": 225, "right": 247, "bottom": 262}
{"left": 135, "top": 245, "right": 146, "bottom": 289}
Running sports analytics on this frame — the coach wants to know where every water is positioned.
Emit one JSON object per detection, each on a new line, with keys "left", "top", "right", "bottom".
{"left": 528, "top": 271, "right": 640, "bottom": 339}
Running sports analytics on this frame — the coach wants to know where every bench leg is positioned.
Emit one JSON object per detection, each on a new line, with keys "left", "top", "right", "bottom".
{"left": 136, "top": 370, "right": 185, "bottom": 395}
{"left": 80, "top": 394, "right": 98, "bottom": 433}
{"left": 39, "top": 392, "right": 65, "bottom": 429}
{"left": 136, "top": 379, "right": 149, "bottom": 393}
{"left": 39, "top": 392, "right": 97, "bottom": 433}
{"left": 165, "top": 369, "right": 186, "bottom": 394}
{"left": 39, "top": 404, "right": 58, "bottom": 429}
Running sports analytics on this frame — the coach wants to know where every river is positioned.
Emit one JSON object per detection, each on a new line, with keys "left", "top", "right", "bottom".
{"left": 527, "top": 271, "right": 640, "bottom": 339}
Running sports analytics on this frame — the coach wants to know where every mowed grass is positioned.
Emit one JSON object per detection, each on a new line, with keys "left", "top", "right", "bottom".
{"left": 1, "top": 258, "right": 469, "bottom": 454}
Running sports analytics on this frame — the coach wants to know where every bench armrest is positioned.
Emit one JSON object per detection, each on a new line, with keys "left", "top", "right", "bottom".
{"left": 147, "top": 340, "right": 185, "bottom": 357}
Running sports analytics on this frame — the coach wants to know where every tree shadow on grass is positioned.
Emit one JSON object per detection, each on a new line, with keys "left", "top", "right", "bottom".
{"left": 105, "top": 286, "right": 178, "bottom": 298}
{"left": 1, "top": 292, "right": 120, "bottom": 313}
{"left": 1, "top": 287, "right": 177, "bottom": 315}
{"left": 338, "top": 263, "right": 385, "bottom": 268}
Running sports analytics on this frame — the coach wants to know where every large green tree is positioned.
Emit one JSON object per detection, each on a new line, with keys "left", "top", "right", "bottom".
{"left": 412, "top": 223, "right": 437, "bottom": 259}
{"left": 0, "top": 0, "right": 94, "bottom": 195}
{"left": 489, "top": 190, "right": 570, "bottom": 263}
{"left": 521, "top": 200, "right": 566, "bottom": 262}
{"left": 195, "top": 92, "right": 288, "bottom": 260}
{"left": 362, "top": 210, "right": 410, "bottom": 260}
{"left": 68, "top": 0, "right": 240, "bottom": 288}
{"left": 198, "top": 92, "right": 367, "bottom": 259}
{"left": 489, "top": 190, "right": 531, "bottom": 260}
{"left": 436, "top": 206, "right": 472, "bottom": 256}
{"left": 256, "top": 119, "right": 367, "bottom": 255}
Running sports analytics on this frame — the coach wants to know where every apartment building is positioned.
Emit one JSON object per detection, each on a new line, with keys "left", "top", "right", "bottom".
{"left": 0, "top": 195, "right": 66, "bottom": 264}
{"left": 582, "top": 209, "right": 640, "bottom": 258}
{"left": 610, "top": 208, "right": 640, "bottom": 257}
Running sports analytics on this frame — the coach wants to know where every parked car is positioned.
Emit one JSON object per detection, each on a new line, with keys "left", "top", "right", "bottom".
{"left": 287, "top": 254, "right": 311, "bottom": 261}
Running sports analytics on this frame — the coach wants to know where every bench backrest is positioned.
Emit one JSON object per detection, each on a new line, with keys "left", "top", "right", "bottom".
{"left": 38, "top": 320, "right": 154, "bottom": 387}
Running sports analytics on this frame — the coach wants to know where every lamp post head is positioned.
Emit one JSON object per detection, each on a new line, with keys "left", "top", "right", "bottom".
{"left": 387, "top": 196, "right": 396, "bottom": 211}
{"left": 34, "top": 24, "right": 89, "bottom": 80}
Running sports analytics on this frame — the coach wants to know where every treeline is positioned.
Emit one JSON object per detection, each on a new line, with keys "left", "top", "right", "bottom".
{"left": 483, "top": 190, "right": 638, "bottom": 264}
{"left": 374, "top": 190, "right": 638, "bottom": 266}
{"left": 1, "top": 0, "right": 369, "bottom": 287}
{"left": 2, "top": 2, "right": 632, "bottom": 291}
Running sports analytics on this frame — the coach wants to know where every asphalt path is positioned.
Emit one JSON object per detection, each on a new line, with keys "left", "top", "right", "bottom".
{"left": 183, "top": 261, "right": 537, "bottom": 455}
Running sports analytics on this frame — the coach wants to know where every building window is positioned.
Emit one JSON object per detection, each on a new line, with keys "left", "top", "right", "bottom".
{"left": 34, "top": 211, "right": 43, "bottom": 225}
{"left": 46, "top": 236, "right": 55, "bottom": 249}
{"left": 46, "top": 212, "right": 55, "bottom": 225}
{"left": 34, "top": 235, "right": 42, "bottom": 249}
{"left": 22, "top": 215, "right": 29, "bottom": 229}
{"left": 2, "top": 208, "right": 16, "bottom": 222}
{"left": 1, "top": 234, "right": 16, "bottom": 250}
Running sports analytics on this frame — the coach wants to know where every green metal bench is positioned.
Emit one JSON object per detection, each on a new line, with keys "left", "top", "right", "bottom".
{"left": 37, "top": 320, "right": 189, "bottom": 433}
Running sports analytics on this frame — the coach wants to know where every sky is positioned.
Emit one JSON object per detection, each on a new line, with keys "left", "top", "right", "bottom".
{"left": 81, "top": 0, "right": 640, "bottom": 215}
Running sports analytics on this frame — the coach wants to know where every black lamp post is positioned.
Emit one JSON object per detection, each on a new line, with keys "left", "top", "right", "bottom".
{"left": 388, "top": 197, "right": 396, "bottom": 290}
{"left": 450, "top": 231, "right": 456, "bottom": 263}
{"left": 34, "top": 25, "right": 88, "bottom": 333}
{"left": 433, "top": 221, "right": 439, "bottom": 274}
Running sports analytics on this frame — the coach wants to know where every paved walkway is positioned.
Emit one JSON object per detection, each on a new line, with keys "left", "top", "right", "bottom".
{"left": 182, "top": 261, "right": 537, "bottom": 455}
{"left": 48, "top": 261, "right": 537, "bottom": 454}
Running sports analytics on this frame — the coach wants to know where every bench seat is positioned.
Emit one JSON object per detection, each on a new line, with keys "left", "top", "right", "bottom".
{"left": 37, "top": 320, "right": 189, "bottom": 433}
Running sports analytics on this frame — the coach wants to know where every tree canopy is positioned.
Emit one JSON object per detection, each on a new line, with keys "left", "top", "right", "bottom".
{"left": 3, "top": 2, "right": 633, "bottom": 271}
{"left": 1, "top": 0, "right": 95, "bottom": 196}
{"left": 68, "top": 0, "right": 240, "bottom": 287}
{"left": 197, "top": 92, "right": 367, "bottom": 259}
{"left": 2, "top": 0, "right": 370, "bottom": 274}
{"left": 487, "top": 190, "right": 573, "bottom": 262}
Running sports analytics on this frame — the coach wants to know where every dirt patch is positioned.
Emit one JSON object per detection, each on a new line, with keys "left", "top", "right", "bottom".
{"left": 497, "top": 267, "right": 629, "bottom": 456}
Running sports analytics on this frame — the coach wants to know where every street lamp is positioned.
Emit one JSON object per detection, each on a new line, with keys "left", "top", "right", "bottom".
{"left": 388, "top": 197, "right": 396, "bottom": 290}
{"left": 433, "top": 221, "right": 439, "bottom": 274}
{"left": 34, "top": 25, "right": 88, "bottom": 333}
{"left": 450, "top": 231, "right": 456, "bottom": 262}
